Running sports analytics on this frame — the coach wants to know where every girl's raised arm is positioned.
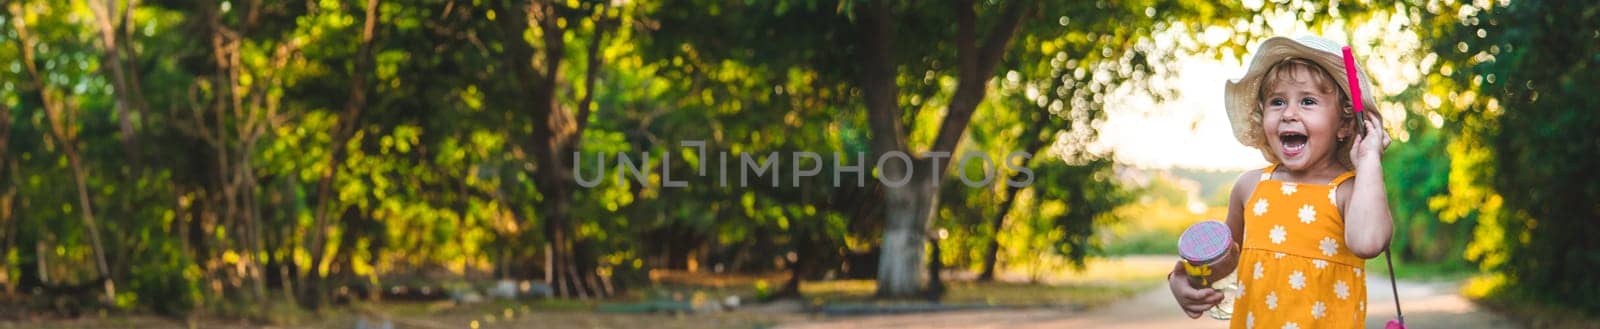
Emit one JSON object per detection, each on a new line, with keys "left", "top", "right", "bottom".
{"left": 1342, "top": 112, "right": 1394, "bottom": 259}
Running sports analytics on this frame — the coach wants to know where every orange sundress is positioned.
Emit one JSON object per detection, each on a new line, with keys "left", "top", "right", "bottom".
{"left": 1231, "top": 164, "right": 1367, "bottom": 329}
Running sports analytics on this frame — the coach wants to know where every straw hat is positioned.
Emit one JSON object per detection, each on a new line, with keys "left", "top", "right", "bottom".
{"left": 1224, "top": 35, "right": 1378, "bottom": 164}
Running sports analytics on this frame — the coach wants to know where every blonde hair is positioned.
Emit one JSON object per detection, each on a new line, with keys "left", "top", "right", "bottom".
{"left": 1247, "top": 58, "right": 1358, "bottom": 169}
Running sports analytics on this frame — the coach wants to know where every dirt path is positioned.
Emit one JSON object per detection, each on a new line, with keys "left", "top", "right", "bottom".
{"left": 0, "top": 256, "right": 1518, "bottom": 329}
{"left": 777, "top": 274, "right": 1519, "bottom": 329}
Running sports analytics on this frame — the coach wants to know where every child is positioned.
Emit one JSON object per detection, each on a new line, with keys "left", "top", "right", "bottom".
{"left": 1168, "top": 35, "right": 1394, "bottom": 328}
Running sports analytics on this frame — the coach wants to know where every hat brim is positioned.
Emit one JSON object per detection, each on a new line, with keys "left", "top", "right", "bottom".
{"left": 1224, "top": 36, "right": 1378, "bottom": 164}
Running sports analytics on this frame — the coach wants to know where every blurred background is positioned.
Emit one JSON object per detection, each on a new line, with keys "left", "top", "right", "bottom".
{"left": 0, "top": 0, "right": 1595, "bottom": 328}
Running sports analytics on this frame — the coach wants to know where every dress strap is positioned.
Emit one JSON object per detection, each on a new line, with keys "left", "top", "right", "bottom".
{"left": 1327, "top": 171, "right": 1356, "bottom": 206}
{"left": 1259, "top": 164, "right": 1278, "bottom": 182}
{"left": 1328, "top": 171, "right": 1356, "bottom": 186}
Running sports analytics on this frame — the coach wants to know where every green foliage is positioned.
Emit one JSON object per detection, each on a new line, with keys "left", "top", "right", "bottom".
{"left": 1428, "top": 0, "right": 1600, "bottom": 312}
{"left": 1030, "top": 155, "right": 1132, "bottom": 268}
{"left": 1381, "top": 126, "right": 1470, "bottom": 265}
{"left": 0, "top": 0, "right": 1591, "bottom": 320}
{"left": 1342, "top": 0, "right": 1600, "bottom": 314}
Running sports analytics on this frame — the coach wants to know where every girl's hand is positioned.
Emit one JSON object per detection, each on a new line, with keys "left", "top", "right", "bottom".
{"left": 1349, "top": 111, "right": 1391, "bottom": 168}
{"left": 1168, "top": 263, "right": 1222, "bottom": 319}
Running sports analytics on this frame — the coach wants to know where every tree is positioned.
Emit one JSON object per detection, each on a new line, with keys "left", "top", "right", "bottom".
{"left": 7, "top": 0, "right": 117, "bottom": 301}
{"left": 647, "top": 0, "right": 1253, "bottom": 297}
{"left": 850, "top": 0, "right": 1030, "bottom": 297}
{"left": 1412, "top": 0, "right": 1600, "bottom": 312}
{"left": 302, "top": 0, "right": 382, "bottom": 308}
{"left": 475, "top": 0, "right": 624, "bottom": 299}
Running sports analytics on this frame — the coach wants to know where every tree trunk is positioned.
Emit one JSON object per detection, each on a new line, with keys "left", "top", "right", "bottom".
{"left": 855, "top": 0, "right": 1030, "bottom": 298}
{"left": 192, "top": 0, "right": 286, "bottom": 305}
{"left": 776, "top": 200, "right": 813, "bottom": 299}
{"left": 495, "top": 1, "right": 606, "bottom": 299}
{"left": 88, "top": 0, "right": 145, "bottom": 171}
{"left": 301, "top": 0, "right": 382, "bottom": 308}
{"left": 9, "top": 6, "right": 117, "bottom": 300}
{"left": 876, "top": 160, "right": 940, "bottom": 297}
{"left": 978, "top": 121, "right": 1045, "bottom": 282}
{"left": 273, "top": 176, "right": 300, "bottom": 306}
{"left": 977, "top": 168, "right": 1031, "bottom": 281}
{"left": 0, "top": 102, "right": 12, "bottom": 294}
{"left": 0, "top": 173, "right": 12, "bottom": 295}
{"left": 65, "top": 151, "right": 115, "bottom": 300}
{"left": 925, "top": 233, "right": 946, "bottom": 299}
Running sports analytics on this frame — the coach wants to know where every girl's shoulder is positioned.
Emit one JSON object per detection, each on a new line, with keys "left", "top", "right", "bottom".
{"left": 1229, "top": 168, "right": 1267, "bottom": 204}
{"left": 1334, "top": 175, "right": 1357, "bottom": 213}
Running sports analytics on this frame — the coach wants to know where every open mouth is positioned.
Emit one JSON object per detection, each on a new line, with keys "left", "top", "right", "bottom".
{"left": 1279, "top": 132, "right": 1308, "bottom": 158}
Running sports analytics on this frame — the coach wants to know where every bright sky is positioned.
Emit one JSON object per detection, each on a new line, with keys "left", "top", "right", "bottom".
{"left": 1091, "top": 55, "right": 1267, "bottom": 170}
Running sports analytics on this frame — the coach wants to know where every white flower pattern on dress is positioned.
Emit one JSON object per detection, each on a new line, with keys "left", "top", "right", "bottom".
{"left": 1320, "top": 236, "right": 1339, "bottom": 257}
{"left": 1289, "top": 271, "right": 1306, "bottom": 290}
{"left": 1298, "top": 204, "right": 1317, "bottom": 224}
{"left": 1237, "top": 169, "right": 1365, "bottom": 326}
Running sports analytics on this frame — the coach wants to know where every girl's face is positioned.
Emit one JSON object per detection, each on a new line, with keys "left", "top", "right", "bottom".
{"left": 1259, "top": 64, "right": 1350, "bottom": 172}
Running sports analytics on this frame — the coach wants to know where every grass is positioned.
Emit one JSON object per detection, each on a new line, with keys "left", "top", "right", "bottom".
{"left": 1098, "top": 200, "right": 1227, "bottom": 257}
{"left": 1363, "top": 257, "right": 1477, "bottom": 282}
{"left": 637, "top": 257, "right": 1172, "bottom": 309}
{"left": 1098, "top": 229, "right": 1180, "bottom": 256}
{"left": 635, "top": 270, "right": 786, "bottom": 303}
{"left": 350, "top": 299, "right": 797, "bottom": 329}
{"left": 1, "top": 257, "right": 1176, "bottom": 328}
{"left": 794, "top": 280, "right": 1151, "bottom": 309}
{"left": 795, "top": 256, "right": 1171, "bottom": 309}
